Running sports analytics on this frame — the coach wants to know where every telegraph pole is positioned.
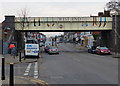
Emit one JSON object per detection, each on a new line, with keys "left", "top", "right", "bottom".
{"left": 114, "top": 15, "right": 117, "bottom": 57}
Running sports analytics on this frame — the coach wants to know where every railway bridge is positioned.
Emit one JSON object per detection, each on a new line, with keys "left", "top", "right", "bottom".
{"left": 2, "top": 15, "right": 120, "bottom": 57}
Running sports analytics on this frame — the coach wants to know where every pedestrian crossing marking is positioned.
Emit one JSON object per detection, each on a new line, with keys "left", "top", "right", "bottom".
{"left": 24, "top": 62, "right": 39, "bottom": 79}
{"left": 24, "top": 63, "right": 32, "bottom": 76}
{"left": 34, "top": 62, "right": 38, "bottom": 78}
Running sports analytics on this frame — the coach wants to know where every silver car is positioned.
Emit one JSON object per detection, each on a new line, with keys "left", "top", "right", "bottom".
{"left": 48, "top": 46, "right": 59, "bottom": 54}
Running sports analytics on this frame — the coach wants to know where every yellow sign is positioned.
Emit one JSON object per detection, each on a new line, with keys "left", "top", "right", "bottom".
{"left": 15, "top": 17, "right": 112, "bottom": 31}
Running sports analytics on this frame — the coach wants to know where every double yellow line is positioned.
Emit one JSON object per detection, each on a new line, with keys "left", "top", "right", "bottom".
{"left": 31, "top": 79, "right": 49, "bottom": 86}
{"left": 15, "top": 76, "right": 50, "bottom": 86}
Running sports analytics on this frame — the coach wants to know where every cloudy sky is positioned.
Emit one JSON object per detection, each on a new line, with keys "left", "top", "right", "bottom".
{"left": 0, "top": 0, "right": 110, "bottom": 37}
{"left": 0, "top": 0, "right": 110, "bottom": 21}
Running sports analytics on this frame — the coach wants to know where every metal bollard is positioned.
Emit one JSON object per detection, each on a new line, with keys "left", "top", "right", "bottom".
{"left": 1, "top": 57, "right": 5, "bottom": 80}
{"left": 19, "top": 51, "right": 21, "bottom": 62}
{"left": 9, "top": 63, "right": 14, "bottom": 86}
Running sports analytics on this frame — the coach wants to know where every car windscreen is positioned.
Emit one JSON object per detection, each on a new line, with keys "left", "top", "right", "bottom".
{"left": 100, "top": 47, "right": 108, "bottom": 49}
{"left": 50, "top": 46, "right": 58, "bottom": 49}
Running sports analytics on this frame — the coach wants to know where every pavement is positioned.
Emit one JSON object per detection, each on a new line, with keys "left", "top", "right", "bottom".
{"left": 2, "top": 76, "right": 35, "bottom": 86}
{"left": 3, "top": 51, "right": 41, "bottom": 64}
{"left": 1, "top": 51, "right": 44, "bottom": 86}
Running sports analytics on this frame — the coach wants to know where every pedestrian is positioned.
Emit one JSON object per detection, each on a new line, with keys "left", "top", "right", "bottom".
{"left": 8, "top": 43, "right": 17, "bottom": 58}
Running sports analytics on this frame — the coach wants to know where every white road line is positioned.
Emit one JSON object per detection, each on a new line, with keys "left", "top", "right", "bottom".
{"left": 24, "top": 63, "right": 32, "bottom": 76}
{"left": 34, "top": 62, "right": 38, "bottom": 78}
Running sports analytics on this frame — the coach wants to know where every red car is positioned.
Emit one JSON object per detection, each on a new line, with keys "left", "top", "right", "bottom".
{"left": 96, "top": 47, "right": 111, "bottom": 55}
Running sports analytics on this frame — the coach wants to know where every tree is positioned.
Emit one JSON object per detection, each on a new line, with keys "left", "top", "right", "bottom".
{"left": 16, "top": 8, "right": 30, "bottom": 49}
{"left": 106, "top": 0, "right": 120, "bottom": 15}
{"left": 17, "top": 8, "right": 30, "bottom": 29}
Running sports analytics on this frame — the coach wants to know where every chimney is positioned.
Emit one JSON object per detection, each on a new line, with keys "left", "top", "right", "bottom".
{"left": 98, "top": 12, "right": 104, "bottom": 17}
{"left": 104, "top": 10, "right": 110, "bottom": 17}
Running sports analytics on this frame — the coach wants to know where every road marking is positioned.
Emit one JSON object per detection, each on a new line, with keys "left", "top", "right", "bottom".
{"left": 31, "top": 79, "right": 49, "bottom": 86}
{"left": 34, "top": 62, "right": 38, "bottom": 78}
{"left": 15, "top": 76, "right": 49, "bottom": 86}
{"left": 24, "top": 63, "right": 32, "bottom": 76}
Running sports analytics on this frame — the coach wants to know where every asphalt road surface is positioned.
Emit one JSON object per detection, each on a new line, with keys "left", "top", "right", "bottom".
{"left": 5, "top": 43, "right": 118, "bottom": 84}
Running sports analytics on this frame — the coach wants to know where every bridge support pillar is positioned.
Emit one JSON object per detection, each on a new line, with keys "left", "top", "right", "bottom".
{"left": 100, "top": 15, "right": 120, "bottom": 57}
{"left": 112, "top": 15, "right": 120, "bottom": 57}
{"left": 100, "top": 31, "right": 113, "bottom": 49}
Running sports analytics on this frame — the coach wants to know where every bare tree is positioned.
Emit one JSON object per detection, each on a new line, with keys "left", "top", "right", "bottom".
{"left": 17, "top": 8, "right": 30, "bottom": 18}
{"left": 21, "top": 8, "right": 29, "bottom": 18}
{"left": 17, "top": 8, "right": 30, "bottom": 29}
{"left": 106, "top": 0, "right": 120, "bottom": 15}
{"left": 16, "top": 8, "right": 30, "bottom": 49}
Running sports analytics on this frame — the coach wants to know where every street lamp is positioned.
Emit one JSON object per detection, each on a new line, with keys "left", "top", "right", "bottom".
{"left": 114, "top": 15, "right": 118, "bottom": 57}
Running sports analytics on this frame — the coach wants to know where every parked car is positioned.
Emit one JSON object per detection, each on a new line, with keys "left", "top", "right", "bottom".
{"left": 48, "top": 46, "right": 59, "bottom": 54}
{"left": 96, "top": 47, "right": 111, "bottom": 55}
{"left": 88, "top": 46, "right": 96, "bottom": 54}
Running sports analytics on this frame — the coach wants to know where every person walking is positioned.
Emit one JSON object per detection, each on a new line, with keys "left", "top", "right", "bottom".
{"left": 8, "top": 43, "right": 17, "bottom": 58}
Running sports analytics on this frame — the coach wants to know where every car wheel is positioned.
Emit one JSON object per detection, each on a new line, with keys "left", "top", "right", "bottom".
{"left": 91, "top": 51, "right": 93, "bottom": 54}
{"left": 49, "top": 53, "right": 52, "bottom": 55}
{"left": 88, "top": 50, "right": 90, "bottom": 53}
{"left": 37, "top": 54, "right": 39, "bottom": 58}
{"left": 96, "top": 52, "right": 99, "bottom": 55}
{"left": 98, "top": 52, "right": 100, "bottom": 55}
{"left": 45, "top": 50, "right": 47, "bottom": 53}
{"left": 56, "top": 52, "right": 59, "bottom": 54}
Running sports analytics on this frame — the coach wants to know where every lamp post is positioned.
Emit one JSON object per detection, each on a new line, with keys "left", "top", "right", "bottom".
{"left": 114, "top": 15, "right": 117, "bottom": 57}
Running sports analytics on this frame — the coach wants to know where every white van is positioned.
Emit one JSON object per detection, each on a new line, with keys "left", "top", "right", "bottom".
{"left": 24, "top": 40, "right": 39, "bottom": 58}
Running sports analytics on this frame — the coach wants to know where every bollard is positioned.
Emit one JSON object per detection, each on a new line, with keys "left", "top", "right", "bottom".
{"left": 1, "top": 57, "right": 5, "bottom": 80}
{"left": 9, "top": 63, "right": 14, "bottom": 86}
{"left": 19, "top": 51, "right": 21, "bottom": 62}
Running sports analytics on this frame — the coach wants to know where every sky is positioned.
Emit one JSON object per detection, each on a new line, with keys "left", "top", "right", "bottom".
{"left": 0, "top": 0, "right": 110, "bottom": 37}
